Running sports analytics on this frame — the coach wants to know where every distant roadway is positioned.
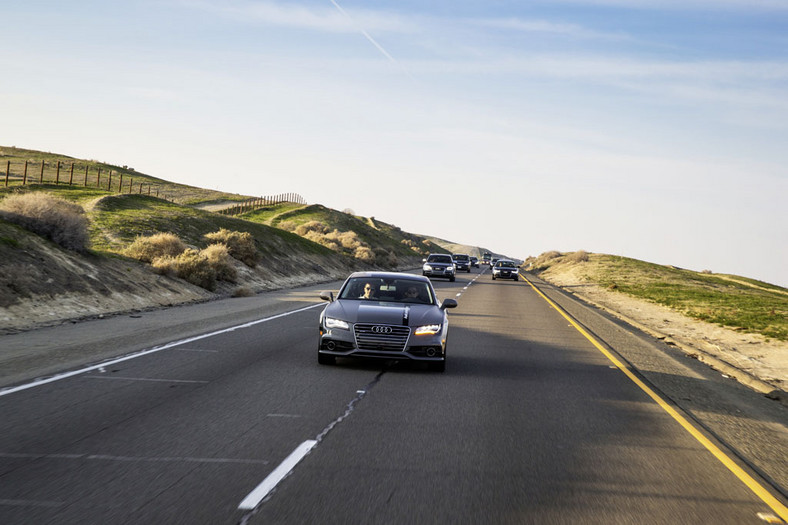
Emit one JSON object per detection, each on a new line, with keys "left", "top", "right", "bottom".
{"left": 1, "top": 267, "right": 786, "bottom": 524}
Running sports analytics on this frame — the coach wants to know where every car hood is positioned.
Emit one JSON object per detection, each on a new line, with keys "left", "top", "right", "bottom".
{"left": 325, "top": 301, "right": 444, "bottom": 327}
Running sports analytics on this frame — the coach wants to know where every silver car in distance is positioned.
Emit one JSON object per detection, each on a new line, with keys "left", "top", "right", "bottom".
{"left": 318, "top": 272, "right": 458, "bottom": 372}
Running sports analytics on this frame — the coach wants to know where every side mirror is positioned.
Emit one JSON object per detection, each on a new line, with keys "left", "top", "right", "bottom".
{"left": 440, "top": 298, "right": 458, "bottom": 310}
{"left": 320, "top": 291, "right": 334, "bottom": 302}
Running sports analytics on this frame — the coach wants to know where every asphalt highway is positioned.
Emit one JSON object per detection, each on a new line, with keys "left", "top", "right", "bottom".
{"left": 1, "top": 268, "right": 786, "bottom": 524}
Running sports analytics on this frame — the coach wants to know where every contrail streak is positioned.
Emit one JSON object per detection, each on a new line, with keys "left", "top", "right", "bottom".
{"left": 329, "top": 0, "right": 413, "bottom": 78}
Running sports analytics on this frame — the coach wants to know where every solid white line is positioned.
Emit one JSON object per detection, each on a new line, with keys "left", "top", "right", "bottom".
{"left": 238, "top": 440, "right": 317, "bottom": 510}
{"left": 0, "top": 303, "right": 325, "bottom": 398}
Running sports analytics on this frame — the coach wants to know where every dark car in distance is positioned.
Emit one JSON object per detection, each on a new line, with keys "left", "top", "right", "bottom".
{"left": 452, "top": 253, "right": 471, "bottom": 272}
{"left": 492, "top": 259, "right": 519, "bottom": 281}
{"left": 470, "top": 256, "right": 479, "bottom": 268}
{"left": 422, "top": 253, "right": 456, "bottom": 282}
{"left": 318, "top": 272, "right": 458, "bottom": 371}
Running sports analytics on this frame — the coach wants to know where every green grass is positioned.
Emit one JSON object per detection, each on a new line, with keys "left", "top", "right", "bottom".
{"left": 246, "top": 204, "right": 427, "bottom": 258}
{"left": 536, "top": 253, "right": 788, "bottom": 341}
{"left": 242, "top": 203, "right": 306, "bottom": 224}
{"left": 1, "top": 146, "right": 254, "bottom": 206}
{"left": 87, "top": 194, "right": 334, "bottom": 258}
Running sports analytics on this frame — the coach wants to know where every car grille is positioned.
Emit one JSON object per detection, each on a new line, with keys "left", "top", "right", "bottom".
{"left": 354, "top": 324, "right": 411, "bottom": 352}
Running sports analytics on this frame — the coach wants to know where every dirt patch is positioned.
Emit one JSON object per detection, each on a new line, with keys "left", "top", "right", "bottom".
{"left": 537, "top": 263, "right": 787, "bottom": 393}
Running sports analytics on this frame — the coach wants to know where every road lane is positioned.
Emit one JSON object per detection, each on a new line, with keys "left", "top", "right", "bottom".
{"left": 250, "top": 271, "right": 782, "bottom": 524}
{"left": 1, "top": 268, "right": 784, "bottom": 524}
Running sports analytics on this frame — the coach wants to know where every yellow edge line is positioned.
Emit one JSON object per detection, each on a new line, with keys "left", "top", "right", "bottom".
{"left": 521, "top": 272, "right": 788, "bottom": 521}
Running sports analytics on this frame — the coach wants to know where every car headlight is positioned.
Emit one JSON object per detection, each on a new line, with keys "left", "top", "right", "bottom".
{"left": 423, "top": 264, "right": 432, "bottom": 271}
{"left": 414, "top": 324, "right": 441, "bottom": 335}
{"left": 324, "top": 317, "right": 349, "bottom": 330}
{"left": 447, "top": 266, "right": 455, "bottom": 273}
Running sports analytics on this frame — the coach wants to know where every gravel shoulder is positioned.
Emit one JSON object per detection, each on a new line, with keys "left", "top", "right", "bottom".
{"left": 533, "top": 264, "right": 787, "bottom": 401}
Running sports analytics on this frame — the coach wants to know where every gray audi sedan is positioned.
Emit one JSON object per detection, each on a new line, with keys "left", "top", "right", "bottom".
{"left": 318, "top": 272, "right": 457, "bottom": 371}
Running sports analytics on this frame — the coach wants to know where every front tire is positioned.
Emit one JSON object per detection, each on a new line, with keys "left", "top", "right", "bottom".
{"left": 449, "top": 276, "right": 455, "bottom": 282}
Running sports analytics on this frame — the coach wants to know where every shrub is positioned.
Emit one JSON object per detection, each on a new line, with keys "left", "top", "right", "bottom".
{"left": 152, "top": 249, "right": 217, "bottom": 290}
{"left": 336, "top": 231, "right": 362, "bottom": 250}
{"left": 0, "top": 192, "right": 89, "bottom": 251}
{"left": 277, "top": 220, "right": 298, "bottom": 232}
{"left": 295, "top": 221, "right": 329, "bottom": 236}
{"left": 204, "top": 228, "right": 257, "bottom": 267}
{"left": 125, "top": 232, "right": 186, "bottom": 262}
{"left": 355, "top": 246, "right": 376, "bottom": 262}
{"left": 232, "top": 286, "right": 255, "bottom": 298}
{"left": 566, "top": 250, "right": 589, "bottom": 263}
{"left": 201, "top": 243, "right": 237, "bottom": 282}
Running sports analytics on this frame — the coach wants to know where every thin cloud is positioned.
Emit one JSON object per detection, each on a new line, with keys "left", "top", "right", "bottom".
{"left": 478, "top": 18, "right": 630, "bottom": 41}
{"left": 539, "top": 0, "right": 788, "bottom": 11}
{"left": 179, "top": 0, "right": 414, "bottom": 34}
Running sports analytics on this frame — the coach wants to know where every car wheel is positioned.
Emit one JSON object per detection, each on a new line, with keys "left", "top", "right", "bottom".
{"left": 492, "top": 274, "right": 496, "bottom": 280}
{"left": 429, "top": 359, "right": 446, "bottom": 372}
{"left": 449, "top": 276, "right": 455, "bottom": 282}
{"left": 513, "top": 275, "right": 518, "bottom": 281}
{"left": 318, "top": 352, "right": 335, "bottom": 365}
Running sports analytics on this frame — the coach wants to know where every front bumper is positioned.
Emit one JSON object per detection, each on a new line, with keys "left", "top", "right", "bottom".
{"left": 319, "top": 324, "right": 446, "bottom": 362}
{"left": 423, "top": 266, "right": 455, "bottom": 277}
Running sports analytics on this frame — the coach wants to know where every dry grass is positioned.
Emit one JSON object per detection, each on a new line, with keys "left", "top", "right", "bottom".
{"left": 152, "top": 249, "right": 217, "bottom": 290}
{"left": 203, "top": 228, "right": 257, "bottom": 267}
{"left": 201, "top": 243, "right": 237, "bottom": 282}
{"left": 286, "top": 220, "right": 377, "bottom": 262}
{"left": 124, "top": 232, "right": 186, "bottom": 263}
{"left": 565, "top": 250, "right": 589, "bottom": 263}
{"left": 0, "top": 192, "right": 89, "bottom": 252}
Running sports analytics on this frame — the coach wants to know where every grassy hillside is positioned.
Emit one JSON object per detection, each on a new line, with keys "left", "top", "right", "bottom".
{"left": 530, "top": 251, "right": 788, "bottom": 341}
{"left": 0, "top": 146, "right": 251, "bottom": 205}
{"left": 244, "top": 203, "right": 444, "bottom": 260}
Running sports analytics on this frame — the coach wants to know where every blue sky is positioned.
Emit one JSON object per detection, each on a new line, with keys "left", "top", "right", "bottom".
{"left": 2, "top": 0, "right": 787, "bottom": 285}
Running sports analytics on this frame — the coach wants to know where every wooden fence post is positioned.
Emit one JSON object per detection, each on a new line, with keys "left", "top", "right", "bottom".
{"left": 108, "top": 171, "right": 112, "bottom": 191}
{"left": 69, "top": 163, "right": 74, "bottom": 185}
{"left": 56, "top": 161, "right": 61, "bottom": 184}
{"left": 4, "top": 161, "right": 9, "bottom": 187}
{"left": 97, "top": 168, "right": 101, "bottom": 188}
{"left": 118, "top": 174, "right": 123, "bottom": 193}
{"left": 84, "top": 165, "right": 88, "bottom": 187}
{"left": 23, "top": 161, "right": 28, "bottom": 185}
{"left": 39, "top": 161, "right": 44, "bottom": 183}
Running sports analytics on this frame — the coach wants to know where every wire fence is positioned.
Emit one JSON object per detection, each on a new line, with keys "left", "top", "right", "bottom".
{"left": 2, "top": 159, "right": 307, "bottom": 213}
{"left": 2, "top": 159, "right": 172, "bottom": 200}
{"left": 217, "top": 194, "right": 307, "bottom": 216}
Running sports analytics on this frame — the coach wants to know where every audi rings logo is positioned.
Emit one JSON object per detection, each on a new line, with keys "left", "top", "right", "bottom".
{"left": 371, "top": 326, "right": 393, "bottom": 334}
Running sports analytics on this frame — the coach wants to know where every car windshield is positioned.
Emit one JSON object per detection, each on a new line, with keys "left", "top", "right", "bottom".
{"left": 453, "top": 255, "right": 468, "bottom": 261}
{"left": 338, "top": 277, "right": 435, "bottom": 305}
{"left": 428, "top": 255, "right": 452, "bottom": 264}
{"left": 497, "top": 261, "right": 516, "bottom": 268}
